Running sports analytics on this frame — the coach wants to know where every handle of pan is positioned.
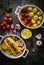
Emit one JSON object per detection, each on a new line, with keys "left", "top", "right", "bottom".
{"left": 15, "top": 6, "right": 22, "bottom": 15}
{"left": 0, "top": 35, "right": 3, "bottom": 38}
{"left": 0, "top": 35, "right": 3, "bottom": 50}
{"left": 40, "top": 19, "right": 44, "bottom": 29}
{"left": 22, "top": 49, "right": 29, "bottom": 58}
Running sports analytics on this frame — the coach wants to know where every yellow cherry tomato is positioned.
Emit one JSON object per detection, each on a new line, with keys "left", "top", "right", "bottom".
{"left": 29, "top": 12, "right": 34, "bottom": 17}
{"left": 33, "top": 23, "right": 37, "bottom": 27}
{"left": 37, "top": 12, "right": 42, "bottom": 16}
{"left": 33, "top": 8, "right": 37, "bottom": 13}
{"left": 38, "top": 16, "right": 43, "bottom": 21}
{"left": 31, "top": 19, "right": 36, "bottom": 24}
{"left": 34, "top": 15, "right": 38, "bottom": 21}
{"left": 28, "top": 7, "right": 33, "bottom": 11}
{"left": 37, "top": 20, "right": 41, "bottom": 25}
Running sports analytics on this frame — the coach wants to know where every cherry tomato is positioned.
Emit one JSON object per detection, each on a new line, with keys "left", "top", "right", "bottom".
{"left": 3, "top": 22, "right": 7, "bottom": 25}
{"left": 6, "top": 13, "right": 11, "bottom": 18}
{"left": 24, "top": 20, "right": 28, "bottom": 25}
{"left": 2, "top": 26, "right": 6, "bottom": 30}
{"left": 27, "top": 17, "right": 31, "bottom": 21}
{"left": 0, "top": 23, "right": 4, "bottom": 27}
{"left": 3, "top": 17, "right": 8, "bottom": 22}
{"left": 9, "top": 17, "right": 13, "bottom": 22}
{"left": 6, "top": 25, "right": 10, "bottom": 29}
{"left": 22, "top": 13, "right": 25, "bottom": 17}
{"left": 22, "top": 17, "right": 25, "bottom": 21}
{"left": 25, "top": 14, "right": 29, "bottom": 17}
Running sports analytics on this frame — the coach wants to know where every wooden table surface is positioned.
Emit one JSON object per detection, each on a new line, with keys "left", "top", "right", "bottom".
{"left": 0, "top": 0, "right": 44, "bottom": 65}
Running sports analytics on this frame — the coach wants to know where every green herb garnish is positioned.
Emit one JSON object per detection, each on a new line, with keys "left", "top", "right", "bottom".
{"left": 6, "top": 39, "right": 10, "bottom": 43}
{"left": 14, "top": 37, "right": 19, "bottom": 42}
{"left": 6, "top": 39, "right": 19, "bottom": 53}
{"left": 5, "top": 6, "right": 12, "bottom": 13}
{"left": 11, "top": 44, "right": 19, "bottom": 53}
{"left": 31, "top": 56, "right": 39, "bottom": 62}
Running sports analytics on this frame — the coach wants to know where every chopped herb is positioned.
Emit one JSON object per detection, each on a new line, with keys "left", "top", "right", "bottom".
{"left": 5, "top": 6, "right": 12, "bottom": 13}
{"left": 11, "top": 44, "right": 19, "bottom": 53}
{"left": 6, "top": 39, "right": 10, "bottom": 43}
{"left": 6, "top": 39, "right": 19, "bottom": 53}
{"left": 10, "top": 43, "right": 19, "bottom": 53}
{"left": 31, "top": 56, "right": 39, "bottom": 62}
{"left": 14, "top": 37, "right": 19, "bottom": 42}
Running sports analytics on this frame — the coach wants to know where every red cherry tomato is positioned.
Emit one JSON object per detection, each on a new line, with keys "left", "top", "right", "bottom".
{"left": 0, "top": 23, "right": 4, "bottom": 27}
{"left": 25, "top": 14, "right": 29, "bottom": 17}
{"left": 22, "top": 13, "right": 25, "bottom": 17}
{"left": 6, "top": 25, "right": 10, "bottom": 29}
{"left": 2, "top": 26, "right": 6, "bottom": 30}
{"left": 24, "top": 20, "right": 28, "bottom": 25}
{"left": 3, "top": 22, "right": 7, "bottom": 25}
{"left": 9, "top": 17, "right": 13, "bottom": 22}
{"left": 27, "top": 17, "right": 31, "bottom": 21}
{"left": 3, "top": 17, "right": 8, "bottom": 22}
{"left": 6, "top": 13, "right": 11, "bottom": 18}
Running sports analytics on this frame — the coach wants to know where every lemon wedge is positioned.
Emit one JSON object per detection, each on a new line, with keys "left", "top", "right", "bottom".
{"left": 21, "top": 29, "right": 32, "bottom": 39}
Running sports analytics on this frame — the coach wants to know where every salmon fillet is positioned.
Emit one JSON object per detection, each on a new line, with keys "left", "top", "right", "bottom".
{"left": 4, "top": 38, "right": 17, "bottom": 56}
{"left": 5, "top": 37, "right": 20, "bottom": 50}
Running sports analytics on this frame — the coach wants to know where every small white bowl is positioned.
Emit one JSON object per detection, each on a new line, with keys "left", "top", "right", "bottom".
{"left": 21, "top": 29, "right": 32, "bottom": 39}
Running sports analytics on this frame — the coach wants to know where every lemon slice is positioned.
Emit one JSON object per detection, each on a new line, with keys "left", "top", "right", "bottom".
{"left": 21, "top": 29, "right": 32, "bottom": 39}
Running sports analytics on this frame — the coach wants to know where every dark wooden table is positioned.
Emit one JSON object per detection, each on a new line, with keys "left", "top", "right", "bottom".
{"left": 0, "top": 0, "right": 44, "bottom": 65}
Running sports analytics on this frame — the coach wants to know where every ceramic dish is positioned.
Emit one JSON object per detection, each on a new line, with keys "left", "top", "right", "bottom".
{"left": 15, "top": 5, "right": 44, "bottom": 29}
{"left": 0, "top": 34, "right": 29, "bottom": 59}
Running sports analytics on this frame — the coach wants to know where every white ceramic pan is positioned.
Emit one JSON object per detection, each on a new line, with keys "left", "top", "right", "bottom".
{"left": 15, "top": 5, "right": 44, "bottom": 29}
{"left": 0, "top": 34, "right": 29, "bottom": 59}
